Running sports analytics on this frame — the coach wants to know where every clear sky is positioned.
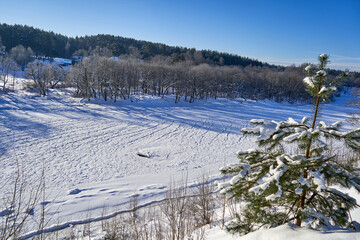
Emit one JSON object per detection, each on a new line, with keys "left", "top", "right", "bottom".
{"left": 0, "top": 0, "right": 359, "bottom": 70}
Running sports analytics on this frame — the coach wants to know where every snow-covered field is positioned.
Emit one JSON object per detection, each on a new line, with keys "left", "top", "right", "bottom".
{"left": 1, "top": 83, "right": 360, "bottom": 239}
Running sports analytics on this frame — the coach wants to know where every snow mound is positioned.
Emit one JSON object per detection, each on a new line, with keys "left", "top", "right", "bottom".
{"left": 206, "top": 224, "right": 360, "bottom": 240}
{"left": 136, "top": 146, "right": 171, "bottom": 160}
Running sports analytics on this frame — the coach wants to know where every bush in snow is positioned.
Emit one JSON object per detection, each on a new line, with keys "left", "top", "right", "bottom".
{"left": 217, "top": 54, "right": 360, "bottom": 235}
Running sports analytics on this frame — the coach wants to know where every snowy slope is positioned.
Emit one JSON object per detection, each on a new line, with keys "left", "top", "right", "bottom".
{"left": 0, "top": 86, "right": 359, "bottom": 236}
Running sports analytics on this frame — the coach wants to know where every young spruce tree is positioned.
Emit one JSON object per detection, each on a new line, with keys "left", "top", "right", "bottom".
{"left": 217, "top": 54, "right": 360, "bottom": 234}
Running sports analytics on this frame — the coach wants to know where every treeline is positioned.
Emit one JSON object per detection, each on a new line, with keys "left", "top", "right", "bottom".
{"left": 0, "top": 23, "right": 270, "bottom": 67}
{"left": 2, "top": 51, "right": 359, "bottom": 102}
{"left": 69, "top": 55, "right": 359, "bottom": 103}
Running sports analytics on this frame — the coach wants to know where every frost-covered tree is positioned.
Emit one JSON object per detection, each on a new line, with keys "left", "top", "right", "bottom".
{"left": 217, "top": 54, "right": 360, "bottom": 235}
{"left": 25, "top": 60, "right": 66, "bottom": 96}
{"left": 10, "top": 45, "right": 33, "bottom": 71}
{"left": 0, "top": 55, "right": 18, "bottom": 91}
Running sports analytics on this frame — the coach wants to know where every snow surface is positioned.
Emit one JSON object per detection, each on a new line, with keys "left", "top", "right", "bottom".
{"left": 206, "top": 224, "right": 360, "bottom": 240}
{"left": 1, "top": 83, "right": 360, "bottom": 238}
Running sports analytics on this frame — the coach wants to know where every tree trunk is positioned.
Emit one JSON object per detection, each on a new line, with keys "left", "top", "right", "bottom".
{"left": 296, "top": 83, "right": 322, "bottom": 226}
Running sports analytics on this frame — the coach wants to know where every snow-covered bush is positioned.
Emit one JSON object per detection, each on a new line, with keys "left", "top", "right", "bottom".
{"left": 217, "top": 54, "right": 360, "bottom": 235}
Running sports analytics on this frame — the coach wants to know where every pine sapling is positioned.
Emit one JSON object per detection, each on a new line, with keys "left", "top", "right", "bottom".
{"left": 217, "top": 54, "right": 360, "bottom": 235}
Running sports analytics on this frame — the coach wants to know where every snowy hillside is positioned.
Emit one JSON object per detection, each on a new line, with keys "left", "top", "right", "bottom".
{"left": 1, "top": 84, "right": 359, "bottom": 238}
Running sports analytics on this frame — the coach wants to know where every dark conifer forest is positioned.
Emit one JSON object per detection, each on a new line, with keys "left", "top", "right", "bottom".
{"left": 0, "top": 23, "right": 267, "bottom": 67}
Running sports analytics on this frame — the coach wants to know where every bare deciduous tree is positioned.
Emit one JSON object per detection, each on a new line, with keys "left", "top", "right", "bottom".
{"left": 0, "top": 161, "right": 45, "bottom": 240}
{"left": 26, "top": 60, "right": 69, "bottom": 96}
{"left": 10, "top": 45, "right": 33, "bottom": 71}
{"left": 0, "top": 56, "right": 18, "bottom": 92}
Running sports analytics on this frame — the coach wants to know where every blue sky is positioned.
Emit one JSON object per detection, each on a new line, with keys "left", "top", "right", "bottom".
{"left": 0, "top": 0, "right": 359, "bottom": 70}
